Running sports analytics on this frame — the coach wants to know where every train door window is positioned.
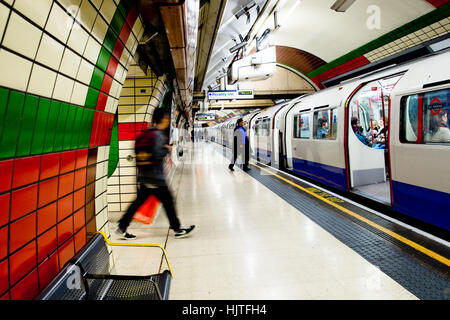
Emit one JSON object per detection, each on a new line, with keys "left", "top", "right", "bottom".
{"left": 400, "top": 89, "right": 450, "bottom": 145}
{"left": 263, "top": 118, "right": 270, "bottom": 136}
{"left": 255, "top": 119, "right": 261, "bottom": 135}
{"left": 349, "top": 74, "right": 403, "bottom": 148}
{"left": 313, "top": 108, "right": 337, "bottom": 140}
{"left": 293, "top": 115, "right": 300, "bottom": 138}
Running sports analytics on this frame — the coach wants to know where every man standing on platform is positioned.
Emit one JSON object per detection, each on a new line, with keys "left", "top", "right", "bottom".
{"left": 228, "top": 118, "right": 251, "bottom": 172}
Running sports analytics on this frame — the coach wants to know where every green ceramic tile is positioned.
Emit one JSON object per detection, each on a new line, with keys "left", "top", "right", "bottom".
{"left": 85, "top": 87, "right": 100, "bottom": 108}
{"left": 53, "top": 103, "right": 69, "bottom": 151}
{"left": 90, "top": 67, "right": 105, "bottom": 90}
{"left": 110, "top": 10, "right": 125, "bottom": 37}
{"left": 0, "top": 88, "right": 10, "bottom": 147}
{"left": 71, "top": 106, "right": 84, "bottom": 149}
{"left": 62, "top": 105, "right": 77, "bottom": 150}
{"left": 43, "top": 100, "right": 61, "bottom": 153}
{"left": 103, "top": 28, "right": 118, "bottom": 54}
{"left": 118, "top": 0, "right": 133, "bottom": 20}
{"left": 0, "top": 91, "right": 25, "bottom": 159}
{"left": 31, "top": 97, "right": 51, "bottom": 155}
{"left": 16, "top": 94, "right": 39, "bottom": 157}
{"left": 96, "top": 47, "right": 111, "bottom": 72}
{"left": 85, "top": 109, "right": 95, "bottom": 147}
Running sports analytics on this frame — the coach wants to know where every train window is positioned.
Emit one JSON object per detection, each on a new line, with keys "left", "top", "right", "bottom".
{"left": 313, "top": 109, "right": 337, "bottom": 140}
{"left": 400, "top": 89, "right": 450, "bottom": 145}
{"left": 294, "top": 113, "right": 310, "bottom": 139}
{"left": 348, "top": 75, "right": 402, "bottom": 148}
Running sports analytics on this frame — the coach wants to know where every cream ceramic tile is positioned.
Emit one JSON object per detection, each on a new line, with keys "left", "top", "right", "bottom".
{"left": 99, "top": 0, "right": 116, "bottom": 24}
{"left": 57, "top": 0, "right": 82, "bottom": 12}
{"left": 67, "top": 21, "right": 89, "bottom": 54}
{"left": 3, "top": 12, "right": 42, "bottom": 59}
{"left": 45, "top": 3, "right": 73, "bottom": 43}
{"left": 70, "top": 81, "right": 88, "bottom": 105}
{"left": 0, "top": 3, "right": 9, "bottom": 41}
{"left": 14, "top": 0, "right": 53, "bottom": 28}
{"left": 83, "top": 35, "right": 101, "bottom": 64}
{"left": 53, "top": 73, "right": 75, "bottom": 102}
{"left": 36, "top": 33, "right": 65, "bottom": 70}
{"left": 27, "top": 64, "right": 57, "bottom": 97}
{"left": 76, "top": 57, "right": 94, "bottom": 84}
{"left": 75, "top": 0, "right": 97, "bottom": 31}
{"left": 90, "top": 0, "right": 104, "bottom": 10}
{"left": 0, "top": 49, "right": 33, "bottom": 91}
{"left": 59, "top": 48, "right": 81, "bottom": 78}
{"left": 91, "top": 14, "right": 108, "bottom": 43}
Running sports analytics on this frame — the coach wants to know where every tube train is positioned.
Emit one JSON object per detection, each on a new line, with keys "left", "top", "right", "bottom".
{"left": 202, "top": 50, "right": 450, "bottom": 233}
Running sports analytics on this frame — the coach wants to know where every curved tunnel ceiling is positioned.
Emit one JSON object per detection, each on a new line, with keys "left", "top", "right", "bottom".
{"left": 200, "top": 0, "right": 450, "bottom": 91}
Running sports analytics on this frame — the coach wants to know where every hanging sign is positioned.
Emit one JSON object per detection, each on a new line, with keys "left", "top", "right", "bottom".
{"left": 208, "top": 89, "right": 254, "bottom": 100}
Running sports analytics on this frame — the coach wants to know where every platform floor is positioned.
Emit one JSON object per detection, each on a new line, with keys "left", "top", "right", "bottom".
{"left": 109, "top": 141, "right": 421, "bottom": 300}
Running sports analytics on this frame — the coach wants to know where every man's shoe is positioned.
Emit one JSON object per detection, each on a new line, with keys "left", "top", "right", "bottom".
{"left": 115, "top": 227, "right": 137, "bottom": 240}
{"left": 174, "top": 225, "right": 196, "bottom": 239}
{"left": 243, "top": 166, "right": 251, "bottom": 172}
{"left": 228, "top": 164, "right": 234, "bottom": 171}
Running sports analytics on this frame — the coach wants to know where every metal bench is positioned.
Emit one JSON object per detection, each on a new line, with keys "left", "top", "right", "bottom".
{"left": 36, "top": 231, "right": 172, "bottom": 300}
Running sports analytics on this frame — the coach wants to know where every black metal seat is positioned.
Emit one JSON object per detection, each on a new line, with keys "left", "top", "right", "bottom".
{"left": 36, "top": 232, "right": 172, "bottom": 300}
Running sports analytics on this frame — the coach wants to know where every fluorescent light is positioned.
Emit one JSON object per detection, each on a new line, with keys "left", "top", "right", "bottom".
{"left": 330, "top": 0, "right": 356, "bottom": 12}
{"left": 429, "top": 38, "right": 450, "bottom": 52}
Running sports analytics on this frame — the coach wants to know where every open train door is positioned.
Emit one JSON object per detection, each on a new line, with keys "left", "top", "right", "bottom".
{"left": 346, "top": 75, "right": 403, "bottom": 205}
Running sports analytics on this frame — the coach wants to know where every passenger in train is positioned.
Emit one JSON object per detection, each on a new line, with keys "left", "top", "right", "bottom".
{"left": 229, "top": 118, "right": 250, "bottom": 172}
{"left": 424, "top": 109, "right": 450, "bottom": 143}
{"left": 115, "top": 107, "right": 196, "bottom": 240}
{"left": 317, "top": 118, "right": 329, "bottom": 139}
{"left": 351, "top": 117, "right": 372, "bottom": 146}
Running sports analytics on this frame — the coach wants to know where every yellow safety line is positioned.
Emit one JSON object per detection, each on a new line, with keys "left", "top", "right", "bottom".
{"left": 253, "top": 163, "right": 450, "bottom": 268}
{"left": 96, "top": 231, "right": 173, "bottom": 277}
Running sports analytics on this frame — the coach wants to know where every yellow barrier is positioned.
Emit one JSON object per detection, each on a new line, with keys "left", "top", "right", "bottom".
{"left": 96, "top": 230, "right": 173, "bottom": 277}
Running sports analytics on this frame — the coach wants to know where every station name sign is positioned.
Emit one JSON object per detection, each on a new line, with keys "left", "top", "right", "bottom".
{"left": 208, "top": 89, "right": 254, "bottom": 100}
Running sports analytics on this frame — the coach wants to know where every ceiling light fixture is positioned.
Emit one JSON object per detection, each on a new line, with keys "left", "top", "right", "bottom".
{"left": 330, "top": 0, "right": 356, "bottom": 12}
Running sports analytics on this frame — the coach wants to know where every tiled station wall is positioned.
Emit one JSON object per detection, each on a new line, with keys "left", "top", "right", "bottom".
{"left": 307, "top": 2, "right": 450, "bottom": 88}
{"left": 0, "top": 0, "right": 144, "bottom": 299}
{"left": 107, "top": 74, "right": 168, "bottom": 216}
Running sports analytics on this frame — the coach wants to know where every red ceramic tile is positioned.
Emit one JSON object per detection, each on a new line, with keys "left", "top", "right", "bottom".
{"left": 0, "top": 226, "right": 7, "bottom": 260}
{"left": 96, "top": 92, "right": 108, "bottom": 112}
{"left": 119, "top": 23, "right": 131, "bottom": 47}
{"left": 37, "top": 252, "right": 59, "bottom": 291}
{"left": 0, "top": 291, "right": 10, "bottom": 300}
{"left": 10, "top": 268, "right": 38, "bottom": 300}
{"left": 113, "top": 35, "right": 126, "bottom": 60}
{"left": 40, "top": 153, "right": 60, "bottom": 180}
{"left": 106, "top": 57, "right": 119, "bottom": 78}
{"left": 58, "top": 172, "right": 74, "bottom": 197}
{"left": 89, "top": 112, "right": 100, "bottom": 147}
{"left": 12, "top": 156, "right": 40, "bottom": 189}
{"left": 119, "top": 131, "right": 135, "bottom": 141}
{"left": 73, "top": 188, "right": 85, "bottom": 212}
{"left": 57, "top": 216, "right": 73, "bottom": 246}
{"left": 118, "top": 122, "right": 136, "bottom": 132}
{"left": 100, "top": 74, "right": 113, "bottom": 95}
{"left": 9, "top": 212, "right": 36, "bottom": 253}
{"left": 75, "top": 149, "right": 88, "bottom": 169}
{"left": 37, "top": 227, "right": 57, "bottom": 264}
{"left": 60, "top": 150, "right": 76, "bottom": 174}
{"left": 0, "top": 193, "right": 10, "bottom": 227}
{"left": 73, "top": 208, "right": 85, "bottom": 233}
{"left": 37, "top": 203, "right": 57, "bottom": 235}
{"left": 10, "top": 184, "right": 38, "bottom": 221}
{"left": 74, "top": 227, "right": 86, "bottom": 253}
{"left": 74, "top": 168, "right": 87, "bottom": 190}
{"left": 9, "top": 241, "right": 36, "bottom": 285}
{"left": 0, "top": 259, "right": 9, "bottom": 295}
{"left": 57, "top": 194, "right": 73, "bottom": 222}
{"left": 38, "top": 177, "right": 58, "bottom": 208}
{"left": 126, "top": 5, "right": 138, "bottom": 29}
{"left": 58, "top": 238, "right": 74, "bottom": 268}
{"left": 0, "top": 160, "right": 13, "bottom": 193}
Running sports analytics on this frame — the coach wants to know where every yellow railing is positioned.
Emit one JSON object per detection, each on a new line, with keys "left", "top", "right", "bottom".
{"left": 96, "top": 230, "right": 173, "bottom": 278}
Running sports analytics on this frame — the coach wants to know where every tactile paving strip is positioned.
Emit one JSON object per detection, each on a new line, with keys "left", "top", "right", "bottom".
{"left": 245, "top": 166, "right": 450, "bottom": 300}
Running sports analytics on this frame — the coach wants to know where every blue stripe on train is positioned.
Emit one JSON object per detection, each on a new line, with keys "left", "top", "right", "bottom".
{"left": 256, "top": 147, "right": 272, "bottom": 163}
{"left": 292, "top": 157, "right": 347, "bottom": 191}
{"left": 392, "top": 180, "right": 450, "bottom": 231}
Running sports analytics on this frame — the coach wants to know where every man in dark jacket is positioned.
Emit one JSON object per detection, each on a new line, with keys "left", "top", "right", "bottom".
{"left": 115, "top": 107, "right": 195, "bottom": 240}
{"left": 228, "top": 118, "right": 250, "bottom": 172}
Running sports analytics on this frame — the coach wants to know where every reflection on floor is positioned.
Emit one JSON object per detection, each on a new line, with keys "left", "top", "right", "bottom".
{"left": 354, "top": 180, "right": 391, "bottom": 204}
{"left": 108, "top": 141, "right": 416, "bottom": 300}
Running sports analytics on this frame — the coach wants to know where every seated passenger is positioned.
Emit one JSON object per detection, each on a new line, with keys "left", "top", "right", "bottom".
{"left": 424, "top": 109, "right": 450, "bottom": 143}
{"left": 317, "top": 118, "right": 329, "bottom": 139}
{"left": 351, "top": 117, "right": 371, "bottom": 146}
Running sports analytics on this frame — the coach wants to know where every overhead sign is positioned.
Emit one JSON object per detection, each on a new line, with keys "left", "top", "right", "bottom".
{"left": 208, "top": 89, "right": 254, "bottom": 101}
